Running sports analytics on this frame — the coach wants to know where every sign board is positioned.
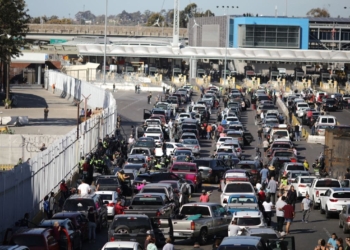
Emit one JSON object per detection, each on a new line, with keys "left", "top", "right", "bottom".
{"left": 246, "top": 70, "right": 255, "bottom": 76}
{"left": 270, "top": 71, "right": 279, "bottom": 77}
{"left": 125, "top": 66, "right": 134, "bottom": 73}
{"left": 50, "top": 39, "right": 67, "bottom": 44}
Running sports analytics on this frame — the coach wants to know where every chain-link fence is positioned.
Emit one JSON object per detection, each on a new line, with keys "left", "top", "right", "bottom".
{"left": 0, "top": 70, "right": 117, "bottom": 239}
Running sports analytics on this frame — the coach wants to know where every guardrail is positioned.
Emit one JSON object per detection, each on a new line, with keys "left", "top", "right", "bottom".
{"left": 0, "top": 70, "right": 117, "bottom": 240}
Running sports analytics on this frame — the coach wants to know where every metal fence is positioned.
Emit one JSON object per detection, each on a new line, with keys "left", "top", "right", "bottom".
{"left": 0, "top": 70, "right": 117, "bottom": 238}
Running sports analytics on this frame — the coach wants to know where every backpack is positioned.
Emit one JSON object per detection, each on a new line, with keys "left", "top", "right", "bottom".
{"left": 182, "top": 184, "right": 189, "bottom": 195}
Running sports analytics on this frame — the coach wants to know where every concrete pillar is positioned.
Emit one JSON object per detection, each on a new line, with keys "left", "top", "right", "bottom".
{"left": 37, "top": 64, "right": 42, "bottom": 85}
{"left": 190, "top": 58, "right": 197, "bottom": 85}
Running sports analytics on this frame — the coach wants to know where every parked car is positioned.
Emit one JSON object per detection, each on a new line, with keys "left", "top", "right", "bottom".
{"left": 9, "top": 228, "right": 60, "bottom": 250}
{"left": 228, "top": 210, "right": 266, "bottom": 231}
{"left": 320, "top": 188, "right": 350, "bottom": 218}
{"left": 235, "top": 160, "right": 261, "bottom": 185}
{"left": 52, "top": 212, "right": 89, "bottom": 241}
{"left": 101, "top": 241, "right": 141, "bottom": 250}
{"left": 220, "top": 182, "right": 255, "bottom": 206}
{"left": 95, "top": 191, "right": 124, "bottom": 217}
{"left": 294, "top": 176, "right": 317, "bottom": 198}
{"left": 193, "top": 158, "right": 230, "bottom": 184}
{"left": 170, "top": 162, "right": 202, "bottom": 192}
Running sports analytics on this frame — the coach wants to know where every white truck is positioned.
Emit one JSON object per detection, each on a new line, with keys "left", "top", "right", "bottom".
{"left": 308, "top": 178, "right": 341, "bottom": 209}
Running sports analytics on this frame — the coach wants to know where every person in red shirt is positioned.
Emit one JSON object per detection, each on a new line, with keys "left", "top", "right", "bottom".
{"left": 59, "top": 180, "right": 69, "bottom": 199}
{"left": 280, "top": 202, "right": 295, "bottom": 234}
{"left": 257, "top": 187, "right": 266, "bottom": 212}
{"left": 199, "top": 190, "right": 210, "bottom": 202}
{"left": 114, "top": 200, "right": 126, "bottom": 215}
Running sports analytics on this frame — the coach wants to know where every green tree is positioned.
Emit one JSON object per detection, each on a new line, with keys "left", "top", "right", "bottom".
{"left": 146, "top": 13, "right": 165, "bottom": 27}
{"left": 306, "top": 8, "right": 330, "bottom": 17}
{"left": 0, "top": 0, "right": 30, "bottom": 100}
{"left": 201, "top": 10, "right": 215, "bottom": 17}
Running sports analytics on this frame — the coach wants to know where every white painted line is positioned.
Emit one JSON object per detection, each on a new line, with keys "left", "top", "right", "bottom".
{"left": 323, "top": 228, "right": 331, "bottom": 238}
{"left": 120, "top": 98, "right": 143, "bottom": 110}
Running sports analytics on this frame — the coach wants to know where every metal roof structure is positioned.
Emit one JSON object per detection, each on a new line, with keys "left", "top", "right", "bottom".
{"left": 76, "top": 44, "right": 350, "bottom": 62}
{"left": 308, "top": 17, "right": 350, "bottom": 23}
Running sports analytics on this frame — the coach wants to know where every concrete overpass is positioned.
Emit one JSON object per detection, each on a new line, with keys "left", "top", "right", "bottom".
{"left": 26, "top": 24, "right": 188, "bottom": 41}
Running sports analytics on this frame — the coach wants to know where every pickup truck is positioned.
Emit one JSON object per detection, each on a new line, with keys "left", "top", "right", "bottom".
{"left": 170, "top": 162, "right": 202, "bottom": 192}
{"left": 308, "top": 178, "right": 341, "bottom": 209}
{"left": 171, "top": 203, "right": 232, "bottom": 245}
{"left": 124, "top": 193, "right": 176, "bottom": 218}
{"left": 223, "top": 194, "right": 259, "bottom": 214}
{"left": 108, "top": 214, "right": 172, "bottom": 247}
{"left": 95, "top": 175, "right": 122, "bottom": 192}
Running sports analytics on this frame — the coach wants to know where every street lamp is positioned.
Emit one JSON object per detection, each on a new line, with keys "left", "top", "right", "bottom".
{"left": 103, "top": 0, "right": 108, "bottom": 85}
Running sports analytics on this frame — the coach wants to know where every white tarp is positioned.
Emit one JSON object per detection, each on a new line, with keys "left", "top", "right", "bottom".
{"left": 12, "top": 53, "right": 48, "bottom": 63}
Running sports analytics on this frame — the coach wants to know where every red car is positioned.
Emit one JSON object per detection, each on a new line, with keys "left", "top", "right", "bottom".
{"left": 170, "top": 162, "right": 202, "bottom": 192}
{"left": 9, "top": 228, "right": 60, "bottom": 250}
{"left": 52, "top": 212, "right": 89, "bottom": 241}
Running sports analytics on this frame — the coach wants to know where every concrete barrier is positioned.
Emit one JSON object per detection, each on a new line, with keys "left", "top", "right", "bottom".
{"left": 1, "top": 116, "right": 29, "bottom": 125}
{"left": 307, "top": 135, "right": 325, "bottom": 145}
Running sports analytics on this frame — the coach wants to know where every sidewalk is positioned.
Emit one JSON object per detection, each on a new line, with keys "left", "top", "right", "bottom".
{"left": 1, "top": 86, "right": 77, "bottom": 135}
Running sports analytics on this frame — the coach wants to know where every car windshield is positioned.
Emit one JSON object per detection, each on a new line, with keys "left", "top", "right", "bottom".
{"left": 290, "top": 172, "right": 309, "bottom": 178}
{"left": 146, "top": 128, "right": 161, "bottom": 133}
{"left": 131, "top": 196, "right": 164, "bottom": 206}
{"left": 182, "top": 124, "right": 197, "bottom": 130}
{"left": 63, "top": 199, "right": 94, "bottom": 212}
{"left": 273, "top": 131, "right": 288, "bottom": 137}
{"left": 110, "top": 217, "right": 151, "bottom": 233}
{"left": 147, "top": 135, "right": 160, "bottom": 140}
{"left": 225, "top": 183, "right": 254, "bottom": 193}
{"left": 140, "top": 188, "right": 166, "bottom": 194}
{"left": 236, "top": 164, "right": 255, "bottom": 170}
{"left": 182, "top": 139, "right": 198, "bottom": 145}
{"left": 172, "top": 164, "right": 196, "bottom": 172}
{"left": 124, "top": 165, "right": 142, "bottom": 170}
{"left": 182, "top": 135, "right": 196, "bottom": 139}
{"left": 275, "top": 152, "right": 293, "bottom": 157}
{"left": 217, "top": 148, "right": 233, "bottom": 153}
{"left": 237, "top": 217, "right": 261, "bottom": 226}
{"left": 175, "top": 151, "right": 191, "bottom": 156}
{"left": 180, "top": 206, "right": 210, "bottom": 216}
{"left": 174, "top": 155, "right": 189, "bottom": 162}
{"left": 315, "top": 180, "right": 340, "bottom": 188}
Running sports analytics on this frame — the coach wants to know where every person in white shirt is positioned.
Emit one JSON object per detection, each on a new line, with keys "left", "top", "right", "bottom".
{"left": 128, "top": 135, "right": 135, "bottom": 145}
{"left": 168, "top": 120, "right": 173, "bottom": 139}
{"left": 276, "top": 196, "right": 287, "bottom": 233}
{"left": 262, "top": 197, "right": 273, "bottom": 226}
{"left": 260, "top": 112, "right": 264, "bottom": 120}
{"left": 263, "top": 139, "right": 269, "bottom": 156}
{"left": 80, "top": 108, "right": 85, "bottom": 116}
{"left": 228, "top": 219, "right": 241, "bottom": 236}
{"left": 256, "top": 182, "right": 262, "bottom": 192}
{"left": 78, "top": 179, "right": 91, "bottom": 196}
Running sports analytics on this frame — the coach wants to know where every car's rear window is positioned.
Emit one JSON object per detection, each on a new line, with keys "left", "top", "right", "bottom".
{"left": 236, "top": 164, "right": 256, "bottom": 170}
{"left": 315, "top": 180, "right": 340, "bottom": 188}
{"left": 333, "top": 192, "right": 350, "bottom": 198}
{"left": 225, "top": 183, "right": 254, "bottom": 193}
{"left": 273, "top": 131, "right": 288, "bottom": 137}
{"left": 180, "top": 206, "right": 210, "bottom": 216}
{"left": 131, "top": 196, "right": 164, "bottom": 206}
{"left": 272, "top": 144, "right": 291, "bottom": 149}
{"left": 134, "top": 141, "right": 155, "bottom": 148}
{"left": 290, "top": 172, "right": 309, "bottom": 178}
{"left": 175, "top": 151, "right": 191, "bottom": 156}
{"left": 110, "top": 217, "right": 151, "bottom": 233}
{"left": 63, "top": 199, "right": 94, "bottom": 212}
{"left": 300, "top": 178, "right": 315, "bottom": 184}
{"left": 127, "top": 157, "right": 145, "bottom": 163}
{"left": 275, "top": 152, "right": 294, "bottom": 157}
{"left": 217, "top": 148, "right": 233, "bottom": 153}
{"left": 193, "top": 160, "right": 216, "bottom": 168}
{"left": 172, "top": 164, "right": 196, "bottom": 172}
{"left": 11, "top": 235, "right": 46, "bottom": 247}
{"left": 99, "top": 194, "right": 113, "bottom": 201}
{"left": 286, "top": 165, "right": 304, "bottom": 171}
{"left": 182, "top": 124, "right": 197, "bottom": 130}
{"left": 140, "top": 188, "right": 166, "bottom": 194}
{"left": 229, "top": 196, "right": 257, "bottom": 203}
{"left": 237, "top": 217, "right": 261, "bottom": 226}
{"left": 96, "top": 178, "right": 119, "bottom": 185}
{"left": 131, "top": 149, "right": 150, "bottom": 155}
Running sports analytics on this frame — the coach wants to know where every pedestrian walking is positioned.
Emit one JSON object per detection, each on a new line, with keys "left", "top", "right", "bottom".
{"left": 294, "top": 124, "right": 300, "bottom": 141}
{"left": 327, "top": 233, "right": 338, "bottom": 250}
{"left": 337, "top": 238, "right": 344, "bottom": 250}
{"left": 267, "top": 176, "right": 277, "bottom": 205}
{"left": 48, "top": 192, "right": 56, "bottom": 219}
{"left": 263, "top": 139, "right": 269, "bottom": 156}
{"left": 52, "top": 84, "right": 56, "bottom": 94}
{"left": 163, "top": 86, "right": 166, "bottom": 94}
{"left": 43, "top": 195, "right": 50, "bottom": 219}
{"left": 179, "top": 178, "right": 191, "bottom": 205}
{"left": 262, "top": 197, "right": 273, "bottom": 226}
{"left": 314, "top": 239, "right": 329, "bottom": 250}
{"left": 147, "top": 92, "right": 152, "bottom": 104}
{"left": 276, "top": 196, "right": 287, "bottom": 233}
{"left": 287, "top": 185, "right": 297, "bottom": 210}
{"left": 257, "top": 126, "right": 263, "bottom": 144}
{"left": 260, "top": 165, "right": 269, "bottom": 188}
{"left": 206, "top": 124, "right": 213, "bottom": 140}
{"left": 199, "top": 190, "right": 210, "bottom": 202}
{"left": 135, "top": 85, "right": 137, "bottom": 93}
{"left": 301, "top": 194, "right": 312, "bottom": 223}
{"left": 288, "top": 108, "right": 293, "bottom": 124}
{"left": 280, "top": 201, "right": 294, "bottom": 234}
{"left": 44, "top": 106, "right": 49, "bottom": 121}
{"left": 87, "top": 207, "right": 97, "bottom": 243}
{"left": 162, "top": 237, "right": 174, "bottom": 250}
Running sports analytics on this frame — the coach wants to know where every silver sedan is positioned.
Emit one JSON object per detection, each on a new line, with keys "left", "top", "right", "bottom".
{"left": 181, "top": 138, "right": 201, "bottom": 157}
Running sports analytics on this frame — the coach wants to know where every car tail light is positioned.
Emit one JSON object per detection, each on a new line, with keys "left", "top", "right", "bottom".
{"left": 299, "top": 184, "right": 306, "bottom": 187}
{"left": 251, "top": 170, "right": 257, "bottom": 174}
{"left": 194, "top": 176, "right": 197, "bottom": 184}
{"left": 236, "top": 148, "right": 241, "bottom": 152}
{"left": 330, "top": 199, "right": 338, "bottom": 202}
{"left": 110, "top": 237, "right": 115, "bottom": 241}
{"left": 316, "top": 190, "right": 319, "bottom": 197}
{"left": 194, "top": 146, "right": 199, "bottom": 149}
{"left": 346, "top": 216, "right": 350, "bottom": 223}
{"left": 209, "top": 169, "right": 212, "bottom": 174}
{"left": 143, "top": 163, "right": 147, "bottom": 168}
{"left": 267, "top": 135, "right": 270, "bottom": 139}
{"left": 156, "top": 211, "right": 161, "bottom": 217}
{"left": 108, "top": 203, "right": 115, "bottom": 207}
{"left": 190, "top": 221, "right": 195, "bottom": 230}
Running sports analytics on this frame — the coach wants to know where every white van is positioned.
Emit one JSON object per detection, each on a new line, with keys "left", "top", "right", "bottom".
{"left": 315, "top": 115, "right": 337, "bottom": 127}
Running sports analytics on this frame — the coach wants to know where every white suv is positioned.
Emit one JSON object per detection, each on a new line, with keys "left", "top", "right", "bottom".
{"left": 320, "top": 188, "right": 350, "bottom": 218}
{"left": 228, "top": 210, "right": 266, "bottom": 234}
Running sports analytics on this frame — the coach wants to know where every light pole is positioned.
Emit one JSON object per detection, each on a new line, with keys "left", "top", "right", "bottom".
{"left": 217, "top": 6, "right": 238, "bottom": 86}
{"left": 103, "top": 0, "right": 108, "bottom": 85}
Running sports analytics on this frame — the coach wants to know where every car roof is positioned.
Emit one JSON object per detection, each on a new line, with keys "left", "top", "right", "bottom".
{"left": 233, "top": 210, "right": 262, "bottom": 216}
{"left": 221, "top": 236, "right": 261, "bottom": 245}
{"left": 329, "top": 188, "right": 350, "bottom": 192}
{"left": 14, "top": 228, "right": 49, "bottom": 235}
{"left": 246, "top": 228, "right": 277, "bottom": 234}
{"left": 237, "top": 160, "right": 258, "bottom": 164}
{"left": 123, "top": 169, "right": 137, "bottom": 173}
{"left": 95, "top": 191, "right": 117, "bottom": 194}
{"left": 226, "top": 169, "right": 249, "bottom": 173}
{"left": 142, "top": 183, "right": 172, "bottom": 188}
{"left": 135, "top": 192, "right": 167, "bottom": 198}
{"left": 172, "top": 162, "right": 196, "bottom": 165}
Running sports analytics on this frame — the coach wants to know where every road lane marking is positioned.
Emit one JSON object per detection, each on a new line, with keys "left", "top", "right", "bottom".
{"left": 323, "top": 228, "right": 331, "bottom": 238}
{"left": 120, "top": 98, "right": 143, "bottom": 110}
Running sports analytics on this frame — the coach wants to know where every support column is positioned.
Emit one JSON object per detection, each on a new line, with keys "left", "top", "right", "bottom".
{"left": 37, "top": 64, "right": 42, "bottom": 85}
{"left": 172, "top": 0, "right": 180, "bottom": 47}
{"left": 190, "top": 57, "right": 197, "bottom": 85}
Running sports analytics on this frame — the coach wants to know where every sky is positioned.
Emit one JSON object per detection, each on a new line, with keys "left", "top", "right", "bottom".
{"left": 25, "top": 0, "right": 350, "bottom": 19}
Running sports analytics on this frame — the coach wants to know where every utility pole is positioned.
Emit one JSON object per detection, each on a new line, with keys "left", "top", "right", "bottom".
{"left": 172, "top": 0, "right": 180, "bottom": 47}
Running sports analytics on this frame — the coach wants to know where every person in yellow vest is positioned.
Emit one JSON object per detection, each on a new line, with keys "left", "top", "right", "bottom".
{"left": 303, "top": 159, "right": 309, "bottom": 171}
{"left": 279, "top": 174, "right": 288, "bottom": 191}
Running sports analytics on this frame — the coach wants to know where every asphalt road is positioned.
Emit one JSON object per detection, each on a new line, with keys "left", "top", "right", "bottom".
{"left": 85, "top": 89, "right": 347, "bottom": 250}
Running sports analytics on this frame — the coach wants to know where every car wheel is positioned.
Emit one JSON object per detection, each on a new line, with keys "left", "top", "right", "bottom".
{"left": 198, "top": 228, "right": 208, "bottom": 245}
{"left": 320, "top": 203, "right": 325, "bottom": 214}
{"left": 339, "top": 219, "right": 343, "bottom": 228}
{"left": 114, "top": 225, "right": 130, "bottom": 234}
{"left": 343, "top": 224, "right": 349, "bottom": 233}
{"left": 325, "top": 206, "right": 330, "bottom": 218}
